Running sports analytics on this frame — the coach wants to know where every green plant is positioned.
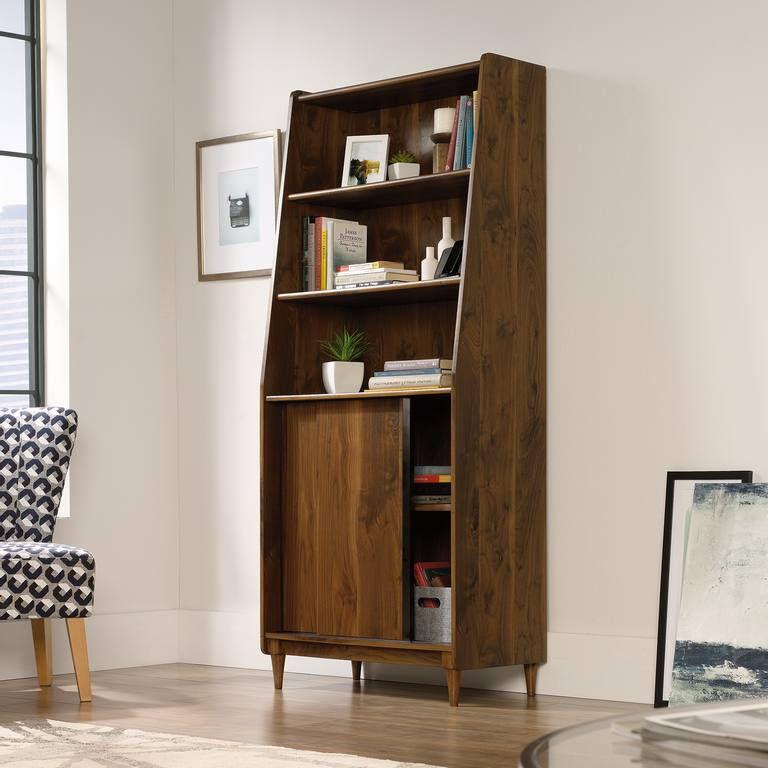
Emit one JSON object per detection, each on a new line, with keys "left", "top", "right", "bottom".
{"left": 320, "top": 328, "right": 368, "bottom": 362}
{"left": 389, "top": 149, "right": 416, "bottom": 164}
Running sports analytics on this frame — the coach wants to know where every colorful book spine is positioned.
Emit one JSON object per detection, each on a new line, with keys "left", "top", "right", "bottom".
{"left": 374, "top": 368, "right": 444, "bottom": 377}
{"left": 414, "top": 466, "right": 451, "bottom": 474}
{"left": 384, "top": 358, "right": 453, "bottom": 371}
{"left": 336, "top": 261, "right": 404, "bottom": 273}
{"left": 414, "top": 475, "right": 452, "bottom": 483}
{"left": 453, "top": 95, "right": 468, "bottom": 171}
{"left": 314, "top": 218, "right": 323, "bottom": 291}
{"left": 465, "top": 95, "right": 474, "bottom": 168}
{"left": 307, "top": 217, "right": 315, "bottom": 290}
{"left": 472, "top": 89, "right": 478, "bottom": 137}
{"left": 444, "top": 97, "right": 461, "bottom": 171}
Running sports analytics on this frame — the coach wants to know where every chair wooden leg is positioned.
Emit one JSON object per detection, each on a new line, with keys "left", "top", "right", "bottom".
{"left": 30, "top": 619, "right": 52, "bottom": 687}
{"left": 65, "top": 618, "right": 92, "bottom": 702}
{"left": 271, "top": 653, "right": 285, "bottom": 690}
{"left": 351, "top": 660, "right": 362, "bottom": 681}
{"left": 524, "top": 663, "right": 538, "bottom": 697}
{"left": 445, "top": 668, "right": 461, "bottom": 707}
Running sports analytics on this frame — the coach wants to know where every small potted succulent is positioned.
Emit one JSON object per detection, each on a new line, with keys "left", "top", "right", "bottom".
{"left": 387, "top": 149, "right": 420, "bottom": 181}
{"left": 320, "top": 328, "right": 368, "bottom": 394}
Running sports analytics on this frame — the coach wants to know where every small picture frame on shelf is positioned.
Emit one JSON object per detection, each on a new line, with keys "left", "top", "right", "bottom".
{"left": 654, "top": 469, "right": 753, "bottom": 707}
{"left": 341, "top": 134, "right": 389, "bottom": 187}
{"left": 196, "top": 130, "right": 281, "bottom": 281}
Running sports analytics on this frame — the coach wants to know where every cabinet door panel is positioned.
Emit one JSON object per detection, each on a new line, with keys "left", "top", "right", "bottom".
{"left": 282, "top": 399, "right": 405, "bottom": 639}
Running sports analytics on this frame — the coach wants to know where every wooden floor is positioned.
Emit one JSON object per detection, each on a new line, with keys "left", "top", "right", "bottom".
{"left": 0, "top": 664, "right": 640, "bottom": 767}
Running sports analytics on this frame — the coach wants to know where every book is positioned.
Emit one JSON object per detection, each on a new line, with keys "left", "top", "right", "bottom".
{"left": 384, "top": 358, "right": 453, "bottom": 371}
{"left": 453, "top": 95, "right": 468, "bottom": 171}
{"left": 414, "top": 465, "right": 451, "bottom": 475}
{"left": 444, "top": 97, "right": 461, "bottom": 171}
{"left": 472, "top": 89, "right": 478, "bottom": 137}
{"left": 367, "top": 373, "right": 452, "bottom": 389}
{"left": 334, "top": 270, "right": 418, "bottom": 286}
{"left": 336, "top": 261, "right": 404, "bottom": 273}
{"left": 412, "top": 495, "right": 451, "bottom": 504}
{"left": 306, "top": 216, "right": 315, "bottom": 290}
{"left": 314, "top": 218, "right": 323, "bottom": 291}
{"left": 326, "top": 220, "right": 366, "bottom": 288}
{"left": 414, "top": 474, "right": 452, "bottom": 483}
{"left": 301, "top": 216, "right": 311, "bottom": 291}
{"left": 374, "top": 368, "right": 446, "bottom": 377}
{"left": 337, "top": 281, "right": 401, "bottom": 289}
{"left": 465, "top": 95, "right": 474, "bottom": 168}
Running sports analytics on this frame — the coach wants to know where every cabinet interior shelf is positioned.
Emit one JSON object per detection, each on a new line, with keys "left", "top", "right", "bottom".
{"left": 266, "top": 388, "right": 451, "bottom": 403}
{"left": 287, "top": 170, "right": 470, "bottom": 209}
{"left": 277, "top": 277, "right": 460, "bottom": 306}
{"left": 412, "top": 504, "right": 452, "bottom": 512}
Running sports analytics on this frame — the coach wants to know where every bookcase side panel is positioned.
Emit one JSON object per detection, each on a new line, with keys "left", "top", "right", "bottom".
{"left": 452, "top": 54, "right": 547, "bottom": 670}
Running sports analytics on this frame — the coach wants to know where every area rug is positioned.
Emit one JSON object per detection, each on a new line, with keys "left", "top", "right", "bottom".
{"left": 0, "top": 719, "right": 442, "bottom": 767}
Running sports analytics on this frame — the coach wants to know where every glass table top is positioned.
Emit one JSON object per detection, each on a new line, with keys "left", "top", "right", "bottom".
{"left": 519, "top": 708, "right": 768, "bottom": 768}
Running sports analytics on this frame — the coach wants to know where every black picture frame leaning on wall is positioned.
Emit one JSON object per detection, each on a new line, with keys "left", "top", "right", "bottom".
{"left": 654, "top": 469, "right": 754, "bottom": 708}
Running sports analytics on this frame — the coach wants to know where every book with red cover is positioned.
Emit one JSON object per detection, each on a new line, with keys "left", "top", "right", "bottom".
{"left": 444, "top": 98, "right": 461, "bottom": 172}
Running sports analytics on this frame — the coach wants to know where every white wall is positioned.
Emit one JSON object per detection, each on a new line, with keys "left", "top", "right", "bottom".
{"left": 0, "top": 0, "right": 180, "bottom": 680}
{"left": 173, "top": 0, "right": 768, "bottom": 703}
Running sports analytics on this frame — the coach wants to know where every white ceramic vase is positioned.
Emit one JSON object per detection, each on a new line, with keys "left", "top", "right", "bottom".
{"left": 387, "top": 162, "right": 420, "bottom": 181}
{"left": 322, "top": 361, "right": 365, "bottom": 394}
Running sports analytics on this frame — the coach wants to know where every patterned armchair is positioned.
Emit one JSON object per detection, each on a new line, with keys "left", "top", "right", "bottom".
{"left": 0, "top": 407, "right": 94, "bottom": 702}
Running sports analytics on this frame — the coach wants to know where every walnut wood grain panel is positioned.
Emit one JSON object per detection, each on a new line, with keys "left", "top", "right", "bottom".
{"left": 452, "top": 54, "right": 547, "bottom": 669}
{"left": 281, "top": 400, "right": 406, "bottom": 639}
{"left": 271, "top": 639, "right": 445, "bottom": 667}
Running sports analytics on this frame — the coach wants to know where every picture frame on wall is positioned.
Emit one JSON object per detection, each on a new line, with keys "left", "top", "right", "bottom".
{"left": 341, "top": 134, "right": 389, "bottom": 186}
{"left": 196, "top": 131, "right": 281, "bottom": 281}
{"left": 654, "top": 469, "right": 753, "bottom": 707}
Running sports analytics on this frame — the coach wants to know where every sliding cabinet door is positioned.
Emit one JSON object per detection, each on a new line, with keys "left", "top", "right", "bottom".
{"left": 282, "top": 399, "right": 407, "bottom": 639}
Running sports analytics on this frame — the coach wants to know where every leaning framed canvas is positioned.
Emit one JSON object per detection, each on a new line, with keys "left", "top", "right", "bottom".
{"left": 654, "top": 470, "right": 752, "bottom": 707}
{"left": 196, "top": 131, "right": 281, "bottom": 281}
{"left": 671, "top": 483, "right": 768, "bottom": 705}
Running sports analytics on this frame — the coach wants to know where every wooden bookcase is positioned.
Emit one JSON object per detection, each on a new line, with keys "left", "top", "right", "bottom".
{"left": 260, "top": 53, "right": 546, "bottom": 706}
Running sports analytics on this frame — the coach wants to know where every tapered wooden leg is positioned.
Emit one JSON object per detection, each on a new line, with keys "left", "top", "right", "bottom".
{"left": 65, "top": 618, "right": 92, "bottom": 702}
{"left": 351, "top": 660, "right": 362, "bottom": 681}
{"left": 271, "top": 654, "right": 286, "bottom": 690}
{"left": 524, "top": 663, "right": 538, "bottom": 697}
{"left": 30, "top": 619, "right": 52, "bottom": 687}
{"left": 445, "top": 668, "right": 461, "bottom": 707}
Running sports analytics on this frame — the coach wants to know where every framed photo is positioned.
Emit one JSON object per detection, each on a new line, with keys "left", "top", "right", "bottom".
{"left": 341, "top": 134, "right": 389, "bottom": 187}
{"left": 196, "top": 131, "right": 281, "bottom": 281}
{"left": 654, "top": 470, "right": 753, "bottom": 707}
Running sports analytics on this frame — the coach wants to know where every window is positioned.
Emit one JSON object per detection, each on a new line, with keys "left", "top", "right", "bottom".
{"left": 0, "top": 0, "right": 43, "bottom": 408}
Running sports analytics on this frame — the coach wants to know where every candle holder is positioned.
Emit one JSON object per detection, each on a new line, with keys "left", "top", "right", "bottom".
{"left": 431, "top": 107, "right": 455, "bottom": 173}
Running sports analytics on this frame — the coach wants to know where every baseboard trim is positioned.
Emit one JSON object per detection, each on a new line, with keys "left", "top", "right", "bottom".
{"left": 0, "top": 609, "right": 179, "bottom": 681}
{"left": 178, "top": 610, "right": 656, "bottom": 703}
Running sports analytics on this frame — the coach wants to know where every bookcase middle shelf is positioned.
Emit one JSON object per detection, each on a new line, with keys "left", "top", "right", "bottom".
{"left": 277, "top": 276, "right": 460, "bottom": 306}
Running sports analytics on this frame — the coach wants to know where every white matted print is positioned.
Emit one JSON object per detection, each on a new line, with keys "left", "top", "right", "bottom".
{"left": 196, "top": 131, "right": 281, "bottom": 280}
{"left": 341, "top": 134, "right": 389, "bottom": 187}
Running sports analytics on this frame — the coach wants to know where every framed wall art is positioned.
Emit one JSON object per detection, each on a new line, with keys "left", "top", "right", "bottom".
{"left": 654, "top": 470, "right": 753, "bottom": 707}
{"left": 196, "top": 130, "right": 281, "bottom": 281}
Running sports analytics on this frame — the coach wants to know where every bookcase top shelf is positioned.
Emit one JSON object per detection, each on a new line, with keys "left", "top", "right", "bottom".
{"left": 296, "top": 61, "right": 480, "bottom": 112}
{"left": 288, "top": 170, "right": 470, "bottom": 209}
{"left": 266, "top": 388, "right": 451, "bottom": 403}
{"left": 277, "top": 277, "right": 460, "bottom": 306}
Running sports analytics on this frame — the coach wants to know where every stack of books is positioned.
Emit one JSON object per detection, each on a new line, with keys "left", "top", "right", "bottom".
{"left": 366, "top": 358, "right": 452, "bottom": 391}
{"left": 413, "top": 465, "right": 452, "bottom": 508}
{"left": 335, "top": 261, "right": 418, "bottom": 290}
{"left": 301, "top": 216, "right": 368, "bottom": 291}
{"left": 445, "top": 91, "right": 478, "bottom": 171}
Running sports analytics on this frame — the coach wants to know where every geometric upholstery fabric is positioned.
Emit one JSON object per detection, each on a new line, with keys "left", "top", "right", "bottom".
{"left": 0, "top": 407, "right": 95, "bottom": 622}
{"left": 0, "top": 541, "right": 94, "bottom": 619}
{"left": 0, "top": 407, "right": 78, "bottom": 542}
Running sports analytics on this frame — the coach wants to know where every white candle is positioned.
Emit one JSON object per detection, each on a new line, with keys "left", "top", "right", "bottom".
{"left": 434, "top": 107, "right": 455, "bottom": 135}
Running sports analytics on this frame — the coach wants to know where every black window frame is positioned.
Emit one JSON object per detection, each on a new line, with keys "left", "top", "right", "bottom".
{"left": 0, "top": 0, "right": 45, "bottom": 407}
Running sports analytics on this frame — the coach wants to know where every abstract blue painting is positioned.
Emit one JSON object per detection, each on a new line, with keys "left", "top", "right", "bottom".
{"left": 671, "top": 484, "right": 768, "bottom": 705}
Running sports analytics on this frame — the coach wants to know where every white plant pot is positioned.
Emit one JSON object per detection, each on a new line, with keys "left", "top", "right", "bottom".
{"left": 322, "top": 361, "right": 365, "bottom": 394}
{"left": 387, "top": 162, "right": 420, "bottom": 181}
